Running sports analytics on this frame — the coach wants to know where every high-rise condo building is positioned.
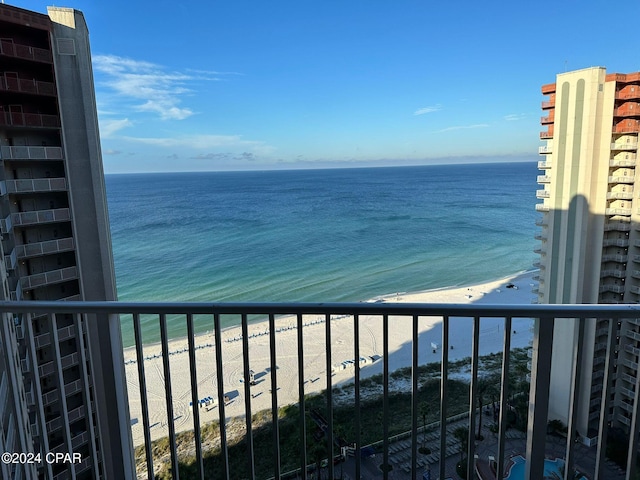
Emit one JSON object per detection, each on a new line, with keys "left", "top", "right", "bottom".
{"left": 536, "top": 66, "right": 640, "bottom": 444}
{"left": 0, "top": 5, "right": 132, "bottom": 479}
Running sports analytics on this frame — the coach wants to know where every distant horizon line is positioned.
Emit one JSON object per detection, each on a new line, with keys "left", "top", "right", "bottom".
{"left": 104, "top": 156, "right": 535, "bottom": 175}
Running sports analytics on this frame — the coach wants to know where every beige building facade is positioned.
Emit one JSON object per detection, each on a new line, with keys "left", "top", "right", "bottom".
{"left": 537, "top": 66, "right": 640, "bottom": 441}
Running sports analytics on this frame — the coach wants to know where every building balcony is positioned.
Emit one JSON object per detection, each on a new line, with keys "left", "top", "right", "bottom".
{"left": 605, "top": 207, "right": 632, "bottom": 216}
{"left": 541, "top": 83, "right": 555, "bottom": 94}
{"left": 540, "top": 131, "right": 553, "bottom": 139}
{"left": 537, "top": 160, "right": 551, "bottom": 169}
{"left": 599, "top": 284, "right": 626, "bottom": 294}
{"left": 536, "top": 175, "right": 551, "bottom": 183}
{"left": 625, "top": 329, "right": 640, "bottom": 342}
{"left": 603, "top": 254, "right": 628, "bottom": 263}
{"left": 611, "top": 142, "right": 639, "bottom": 151}
{"left": 600, "top": 269, "right": 626, "bottom": 278}
{"left": 604, "top": 221, "right": 631, "bottom": 231}
{"left": 541, "top": 100, "right": 555, "bottom": 109}
{"left": 14, "top": 237, "right": 75, "bottom": 259}
{"left": 540, "top": 114, "right": 554, "bottom": 125}
{"left": 535, "top": 217, "right": 548, "bottom": 227}
{"left": 0, "top": 214, "right": 12, "bottom": 234}
{"left": 0, "top": 301, "right": 637, "bottom": 480}
{"left": 0, "top": 74, "right": 56, "bottom": 96}
{"left": 610, "top": 158, "right": 636, "bottom": 167}
{"left": 0, "top": 39, "right": 52, "bottom": 63}
{"left": 4, "top": 247, "right": 17, "bottom": 271}
{"left": 0, "top": 145, "right": 63, "bottom": 160}
{"left": 534, "top": 204, "right": 550, "bottom": 212}
{"left": 0, "top": 177, "right": 66, "bottom": 195}
{"left": 624, "top": 344, "right": 640, "bottom": 357}
{"left": 10, "top": 280, "right": 21, "bottom": 301}
{"left": 614, "top": 121, "right": 640, "bottom": 134}
{"left": 20, "top": 266, "right": 78, "bottom": 290}
{"left": 536, "top": 189, "right": 550, "bottom": 198}
{"left": 538, "top": 145, "right": 552, "bottom": 154}
{"left": 608, "top": 176, "right": 635, "bottom": 184}
{"left": 65, "top": 378, "right": 83, "bottom": 397}
{"left": 602, "top": 238, "right": 629, "bottom": 247}
{"left": 534, "top": 232, "right": 546, "bottom": 241}
{"left": 629, "top": 285, "right": 640, "bottom": 295}
{"left": 615, "top": 103, "right": 640, "bottom": 117}
{"left": 617, "top": 88, "right": 640, "bottom": 100}
{"left": 607, "top": 191, "right": 633, "bottom": 200}
{"left": 0, "top": 111, "right": 60, "bottom": 128}
{"left": 631, "top": 270, "right": 640, "bottom": 280}
{"left": 11, "top": 208, "right": 70, "bottom": 227}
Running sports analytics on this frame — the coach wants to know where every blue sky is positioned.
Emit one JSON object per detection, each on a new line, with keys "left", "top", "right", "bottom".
{"left": 15, "top": 1, "right": 640, "bottom": 173}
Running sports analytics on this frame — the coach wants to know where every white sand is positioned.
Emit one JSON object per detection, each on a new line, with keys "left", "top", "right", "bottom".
{"left": 124, "top": 271, "right": 538, "bottom": 445}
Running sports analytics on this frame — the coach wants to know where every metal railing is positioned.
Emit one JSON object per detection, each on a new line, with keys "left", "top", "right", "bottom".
{"left": 4, "top": 301, "right": 640, "bottom": 480}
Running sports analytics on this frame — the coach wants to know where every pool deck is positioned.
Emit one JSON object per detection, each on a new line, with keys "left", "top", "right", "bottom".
{"left": 338, "top": 416, "right": 627, "bottom": 479}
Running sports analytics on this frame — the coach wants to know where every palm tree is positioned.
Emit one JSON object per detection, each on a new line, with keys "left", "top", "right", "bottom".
{"left": 453, "top": 426, "right": 469, "bottom": 463}
{"left": 309, "top": 442, "right": 327, "bottom": 479}
{"left": 475, "top": 375, "right": 500, "bottom": 440}
{"left": 419, "top": 401, "right": 430, "bottom": 450}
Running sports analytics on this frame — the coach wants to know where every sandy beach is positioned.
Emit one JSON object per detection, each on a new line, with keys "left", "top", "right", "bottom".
{"left": 124, "top": 271, "right": 538, "bottom": 445}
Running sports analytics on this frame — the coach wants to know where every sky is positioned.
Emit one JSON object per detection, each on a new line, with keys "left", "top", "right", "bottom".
{"left": 11, "top": 0, "right": 640, "bottom": 173}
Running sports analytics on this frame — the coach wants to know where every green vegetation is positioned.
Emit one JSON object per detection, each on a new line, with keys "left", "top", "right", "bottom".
{"left": 138, "top": 348, "right": 531, "bottom": 479}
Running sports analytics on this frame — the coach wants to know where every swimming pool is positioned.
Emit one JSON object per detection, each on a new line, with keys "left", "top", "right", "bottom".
{"left": 505, "top": 455, "right": 587, "bottom": 480}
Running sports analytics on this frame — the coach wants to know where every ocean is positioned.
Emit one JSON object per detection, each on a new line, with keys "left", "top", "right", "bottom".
{"left": 106, "top": 161, "right": 538, "bottom": 346}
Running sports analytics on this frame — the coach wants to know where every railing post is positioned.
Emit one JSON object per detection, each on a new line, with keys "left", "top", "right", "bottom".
{"left": 525, "top": 316, "right": 554, "bottom": 480}
{"left": 467, "top": 317, "right": 480, "bottom": 480}
{"left": 382, "top": 314, "right": 390, "bottom": 480}
{"left": 495, "top": 317, "right": 511, "bottom": 480}
{"left": 595, "top": 318, "right": 615, "bottom": 480}
{"left": 565, "top": 317, "right": 586, "bottom": 479}
{"left": 296, "top": 313, "right": 307, "bottom": 479}
{"left": 354, "top": 314, "right": 361, "bottom": 480}
{"left": 240, "top": 314, "right": 255, "bottom": 479}
{"left": 439, "top": 316, "right": 449, "bottom": 480}
{"left": 268, "top": 314, "right": 281, "bottom": 479}
{"left": 410, "top": 314, "right": 419, "bottom": 479}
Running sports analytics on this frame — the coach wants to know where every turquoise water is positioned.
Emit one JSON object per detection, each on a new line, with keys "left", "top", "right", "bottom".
{"left": 105, "top": 162, "right": 538, "bottom": 345}
{"left": 506, "top": 456, "right": 587, "bottom": 480}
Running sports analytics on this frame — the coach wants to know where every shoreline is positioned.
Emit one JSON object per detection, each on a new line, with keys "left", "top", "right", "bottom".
{"left": 124, "top": 270, "right": 538, "bottom": 445}
{"left": 121, "top": 268, "right": 538, "bottom": 358}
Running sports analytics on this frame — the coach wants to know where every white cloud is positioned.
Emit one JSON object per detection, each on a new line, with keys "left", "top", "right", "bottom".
{"left": 434, "top": 124, "right": 489, "bottom": 133}
{"left": 122, "top": 135, "right": 251, "bottom": 149}
{"left": 414, "top": 105, "right": 442, "bottom": 115}
{"left": 92, "top": 55, "right": 219, "bottom": 120}
{"left": 99, "top": 118, "right": 133, "bottom": 137}
{"left": 504, "top": 113, "right": 526, "bottom": 121}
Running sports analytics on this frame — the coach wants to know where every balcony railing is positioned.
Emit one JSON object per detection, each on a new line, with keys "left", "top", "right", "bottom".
{"left": 610, "top": 158, "right": 636, "bottom": 167}
{"left": 538, "top": 145, "right": 552, "bottom": 154}
{"left": 0, "top": 111, "right": 60, "bottom": 128}
{"left": 607, "top": 191, "right": 634, "bottom": 200}
{"left": 2, "top": 301, "right": 639, "bottom": 480}
{"left": 11, "top": 208, "right": 70, "bottom": 227}
{"left": 0, "top": 75, "right": 56, "bottom": 96}
{"left": 611, "top": 142, "right": 639, "bottom": 151}
{"left": 535, "top": 203, "right": 550, "bottom": 212}
{"left": 0, "top": 145, "right": 63, "bottom": 160}
{"left": 0, "top": 39, "right": 52, "bottom": 63}
{"left": 608, "top": 176, "right": 635, "bottom": 184}
{"left": 537, "top": 160, "right": 551, "bottom": 169}
{"left": 1, "top": 177, "right": 67, "bottom": 194}
{"left": 604, "top": 221, "right": 631, "bottom": 232}
{"left": 14, "top": 237, "right": 74, "bottom": 259}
